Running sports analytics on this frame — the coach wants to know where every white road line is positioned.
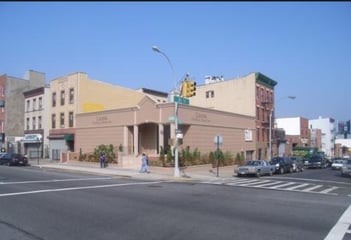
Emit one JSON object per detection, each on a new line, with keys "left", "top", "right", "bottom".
{"left": 320, "top": 186, "right": 339, "bottom": 194}
{"left": 285, "top": 183, "right": 310, "bottom": 191}
{"left": 236, "top": 180, "right": 271, "bottom": 186}
{"left": 324, "top": 204, "right": 351, "bottom": 240}
{"left": 253, "top": 181, "right": 283, "bottom": 187}
{"left": 0, "top": 177, "right": 113, "bottom": 185}
{"left": 268, "top": 182, "right": 297, "bottom": 189}
{"left": 301, "top": 185, "right": 324, "bottom": 192}
{"left": 0, "top": 181, "right": 168, "bottom": 197}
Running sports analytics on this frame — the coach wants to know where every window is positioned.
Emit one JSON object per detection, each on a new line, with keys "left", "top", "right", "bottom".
{"left": 205, "top": 90, "right": 215, "bottom": 98}
{"left": 60, "top": 113, "right": 65, "bottom": 128}
{"left": 39, "top": 97, "right": 42, "bottom": 109}
{"left": 52, "top": 92, "right": 56, "bottom": 107}
{"left": 52, "top": 114, "right": 56, "bottom": 129}
{"left": 26, "top": 118, "right": 30, "bottom": 130}
{"left": 33, "top": 98, "right": 36, "bottom": 111}
{"left": 26, "top": 100, "right": 30, "bottom": 112}
{"left": 69, "top": 112, "right": 74, "bottom": 127}
{"left": 38, "top": 116, "right": 42, "bottom": 129}
{"left": 69, "top": 88, "right": 74, "bottom": 104}
{"left": 32, "top": 117, "right": 36, "bottom": 130}
{"left": 61, "top": 90, "right": 65, "bottom": 106}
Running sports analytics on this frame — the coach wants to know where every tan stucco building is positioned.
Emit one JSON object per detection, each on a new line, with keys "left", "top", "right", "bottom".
{"left": 75, "top": 96, "right": 256, "bottom": 163}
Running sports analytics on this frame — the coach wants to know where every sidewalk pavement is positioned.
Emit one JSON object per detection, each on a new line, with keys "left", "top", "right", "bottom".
{"left": 28, "top": 159, "right": 236, "bottom": 182}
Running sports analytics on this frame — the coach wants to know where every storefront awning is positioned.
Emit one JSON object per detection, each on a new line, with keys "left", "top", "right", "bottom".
{"left": 64, "top": 134, "right": 74, "bottom": 141}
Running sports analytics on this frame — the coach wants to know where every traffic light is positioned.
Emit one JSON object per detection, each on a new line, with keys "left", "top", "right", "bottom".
{"left": 180, "top": 80, "right": 197, "bottom": 97}
{"left": 187, "top": 80, "right": 196, "bottom": 97}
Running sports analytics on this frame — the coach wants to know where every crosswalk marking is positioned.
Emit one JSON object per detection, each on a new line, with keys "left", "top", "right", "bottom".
{"left": 285, "top": 183, "right": 310, "bottom": 190}
{"left": 252, "top": 181, "right": 283, "bottom": 187}
{"left": 236, "top": 180, "right": 271, "bottom": 186}
{"left": 301, "top": 185, "right": 324, "bottom": 192}
{"left": 201, "top": 178, "right": 343, "bottom": 196}
{"left": 268, "top": 182, "right": 297, "bottom": 189}
{"left": 320, "top": 186, "right": 339, "bottom": 194}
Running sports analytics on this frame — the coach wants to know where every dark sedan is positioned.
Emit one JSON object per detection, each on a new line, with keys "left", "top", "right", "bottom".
{"left": 0, "top": 153, "right": 28, "bottom": 166}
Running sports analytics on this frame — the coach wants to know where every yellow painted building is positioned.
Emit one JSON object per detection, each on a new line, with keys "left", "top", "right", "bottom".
{"left": 48, "top": 72, "right": 149, "bottom": 160}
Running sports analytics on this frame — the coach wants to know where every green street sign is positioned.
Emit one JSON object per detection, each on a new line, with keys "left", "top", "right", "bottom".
{"left": 174, "top": 95, "right": 189, "bottom": 105}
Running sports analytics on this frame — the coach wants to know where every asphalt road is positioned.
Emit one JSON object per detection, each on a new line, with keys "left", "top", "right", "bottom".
{"left": 0, "top": 166, "right": 350, "bottom": 240}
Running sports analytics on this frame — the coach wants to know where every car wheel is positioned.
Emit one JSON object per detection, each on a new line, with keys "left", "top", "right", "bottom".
{"left": 256, "top": 171, "right": 261, "bottom": 177}
{"left": 237, "top": 173, "right": 242, "bottom": 177}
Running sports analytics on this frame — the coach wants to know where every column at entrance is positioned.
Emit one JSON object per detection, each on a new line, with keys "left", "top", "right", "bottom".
{"left": 158, "top": 124, "right": 164, "bottom": 154}
{"left": 133, "top": 125, "right": 139, "bottom": 156}
{"left": 123, "top": 126, "right": 128, "bottom": 155}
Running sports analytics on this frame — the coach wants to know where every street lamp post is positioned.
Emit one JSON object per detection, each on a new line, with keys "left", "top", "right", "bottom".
{"left": 268, "top": 96, "right": 296, "bottom": 160}
{"left": 152, "top": 46, "right": 180, "bottom": 177}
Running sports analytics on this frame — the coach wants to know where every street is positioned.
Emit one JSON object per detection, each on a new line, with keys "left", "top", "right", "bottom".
{"left": 0, "top": 165, "right": 350, "bottom": 240}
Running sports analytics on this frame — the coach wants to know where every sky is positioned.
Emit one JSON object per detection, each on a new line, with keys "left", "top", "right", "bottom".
{"left": 0, "top": 2, "right": 350, "bottom": 122}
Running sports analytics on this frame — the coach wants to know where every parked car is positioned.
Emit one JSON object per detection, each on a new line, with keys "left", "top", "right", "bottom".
{"left": 235, "top": 160, "right": 274, "bottom": 177}
{"left": 341, "top": 159, "right": 351, "bottom": 177}
{"left": 291, "top": 157, "right": 304, "bottom": 172}
{"left": 0, "top": 153, "right": 28, "bottom": 166}
{"left": 269, "top": 157, "right": 293, "bottom": 174}
{"left": 308, "top": 155, "right": 327, "bottom": 169}
{"left": 331, "top": 158, "right": 346, "bottom": 170}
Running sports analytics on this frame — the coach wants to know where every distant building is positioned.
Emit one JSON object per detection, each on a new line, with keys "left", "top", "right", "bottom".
{"left": 309, "top": 116, "right": 336, "bottom": 158}
{"left": 0, "top": 70, "right": 46, "bottom": 153}
{"left": 275, "top": 117, "right": 311, "bottom": 157}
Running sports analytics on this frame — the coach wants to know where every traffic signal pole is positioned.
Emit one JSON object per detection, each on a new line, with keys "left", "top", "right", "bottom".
{"left": 174, "top": 100, "right": 180, "bottom": 177}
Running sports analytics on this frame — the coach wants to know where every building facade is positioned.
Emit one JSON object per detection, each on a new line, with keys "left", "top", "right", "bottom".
{"left": 0, "top": 70, "right": 45, "bottom": 153}
{"left": 275, "top": 117, "right": 311, "bottom": 157}
{"left": 23, "top": 85, "right": 51, "bottom": 158}
{"left": 189, "top": 72, "right": 277, "bottom": 160}
{"left": 48, "top": 72, "right": 149, "bottom": 160}
{"left": 309, "top": 116, "right": 336, "bottom": 158}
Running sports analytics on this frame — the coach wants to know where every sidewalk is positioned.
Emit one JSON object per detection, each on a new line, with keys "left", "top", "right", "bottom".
{"left": 28, "top": 159, "right": 236, "bottom": 182}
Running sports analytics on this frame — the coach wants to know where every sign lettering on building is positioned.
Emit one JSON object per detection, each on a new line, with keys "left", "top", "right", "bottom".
{"left": 93, "top": 115, "right": 111, "bottom": 125}
{"left": 192, "top": 112, "right": 210, "bottom": 123}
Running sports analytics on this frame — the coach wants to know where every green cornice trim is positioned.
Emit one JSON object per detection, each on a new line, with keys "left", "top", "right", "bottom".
{"left": 255, "top": 72, "right": 277, "bottom": 89}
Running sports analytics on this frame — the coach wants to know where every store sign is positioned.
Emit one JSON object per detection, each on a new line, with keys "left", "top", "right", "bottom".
{"left": 23, "top": 134, "right": 42, "bottom": 142}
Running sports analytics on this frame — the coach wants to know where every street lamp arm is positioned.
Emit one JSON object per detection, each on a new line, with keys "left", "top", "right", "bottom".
{"left": 152, "top": 46, "right": 176, "bottom": 91}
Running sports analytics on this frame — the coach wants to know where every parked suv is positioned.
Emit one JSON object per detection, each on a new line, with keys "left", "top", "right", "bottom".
{"left": 308, "top": 155, "right": 327, "bottom": 169}
{"left": 269, "top": 157, "right": 294, "bottom": 174}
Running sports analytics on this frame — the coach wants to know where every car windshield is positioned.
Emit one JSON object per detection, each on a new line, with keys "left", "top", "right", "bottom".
{"left": 310, "top": 156, "right": 322, "bottom": 162}
{"left": 247, "top": 161, "right": 260, "bottom": 166}
{"left": 270, "top": 158, "right": 283, "bottom": 163}
{"left": 334, "top": 160, "right": 344, "bottom": 164}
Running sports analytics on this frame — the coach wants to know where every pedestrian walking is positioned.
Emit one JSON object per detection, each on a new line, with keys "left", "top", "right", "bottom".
{"left": 100, "top": 151, "right": 106, "bottom": 168}
{"left": 139, "top": 153, "right": 150, "bottom": 173}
